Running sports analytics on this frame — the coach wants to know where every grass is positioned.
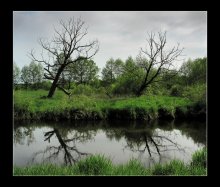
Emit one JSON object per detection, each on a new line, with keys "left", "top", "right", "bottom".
{"left": 191, "top": 147, "right": 207, "bottom": 168}
{"left": 14, "top": 89, "right": 204, "bottom": 121}
{"left": 14, "top": 148, "right": 207, "bottom": 176}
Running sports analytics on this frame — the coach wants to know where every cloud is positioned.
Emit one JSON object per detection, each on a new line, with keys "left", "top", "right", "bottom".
{"left": 13, "top": 11, "right": 207, "bottom": 71}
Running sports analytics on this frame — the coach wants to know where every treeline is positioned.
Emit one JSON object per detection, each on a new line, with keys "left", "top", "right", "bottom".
{"left": 14, "top": 57, "right": 206, "bottom": 101}
{"left": 13, "top": 59, "right": 99, "bottom": 90}
{"left": 101, "top": 57, "right": 206, "bottom": 105}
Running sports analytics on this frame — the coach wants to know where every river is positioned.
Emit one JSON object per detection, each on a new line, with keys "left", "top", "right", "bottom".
{"left": 13, "top": 120, "right": 206, "bottom": 168}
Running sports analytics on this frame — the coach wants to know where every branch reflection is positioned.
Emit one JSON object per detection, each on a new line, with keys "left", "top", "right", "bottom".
{"left": 124, "top": 129, "right": 184, "bottom": 157}
{"left": 31, "top": 127, "right": 95, "bottom": 166}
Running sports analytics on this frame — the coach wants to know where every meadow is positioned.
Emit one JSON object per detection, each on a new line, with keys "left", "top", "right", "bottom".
{"left": 14, "top": 89, "right": 205, "bottom": 121}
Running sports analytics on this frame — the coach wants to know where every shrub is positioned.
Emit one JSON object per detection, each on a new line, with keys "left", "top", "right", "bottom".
{"left": 39, "top": 81, "right": 52, "bottom": 90}
{"left": 182, "top": 84, "right": 206, "bottom": 104}
{"left": 170, "top": 85, "right": 183, "bottom": 97}
{"left": 72, "top": 84, "right": 95, "bottom": 96}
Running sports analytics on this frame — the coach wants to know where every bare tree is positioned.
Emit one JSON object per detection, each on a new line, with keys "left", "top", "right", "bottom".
{"left": 30, "top": 17, "right": 99, "bottom": 98}
{"left": 135, "top": 31, "right": 183, "bottom": 96}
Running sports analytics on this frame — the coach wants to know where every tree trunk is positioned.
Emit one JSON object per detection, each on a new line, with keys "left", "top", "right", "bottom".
{"left": 68, "top": 79, "right": 71, "bottom": 90}
{"left": 47, "top": 66, "right": 65, "bottom": 98}
{"left": 136, "top": 84, "right": 147, "bottom": 97}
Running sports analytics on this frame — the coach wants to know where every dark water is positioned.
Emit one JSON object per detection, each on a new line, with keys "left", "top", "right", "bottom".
{"left": 13, "top": 120, "right": 206, "bottom": 168}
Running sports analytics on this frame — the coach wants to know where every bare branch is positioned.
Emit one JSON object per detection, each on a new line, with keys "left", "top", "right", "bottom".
{"left": 136, "top": 31, "right": 183, "bottom": 96}
{"left": 29, "top": 17, "right": 99, "bottom": 98}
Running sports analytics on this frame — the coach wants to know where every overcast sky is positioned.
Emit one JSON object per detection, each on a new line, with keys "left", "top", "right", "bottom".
{"left": 13, "top": 11, "right": 207, "bottom": 72}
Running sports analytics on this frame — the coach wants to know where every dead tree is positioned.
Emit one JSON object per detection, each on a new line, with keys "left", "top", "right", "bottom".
{"left": 30, "top": 17, "right": 99, "bottom": 98}
{"left": 135, "top": 31, "right": 183, "bottom": 96}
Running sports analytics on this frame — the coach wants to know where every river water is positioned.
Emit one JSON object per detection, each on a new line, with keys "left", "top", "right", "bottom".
{"left": 13, "top": 120, "right": 206, "bottom": 168}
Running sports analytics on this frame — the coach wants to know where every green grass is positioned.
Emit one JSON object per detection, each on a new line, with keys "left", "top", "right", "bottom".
{"left": 191, "top": 147, "right": 207, "bottom": 168}
{"left": 14, "top": 148, "right": 207, "bottom": 176}
{"left": 14, "top": 89, "right": 198, "bottom": 121}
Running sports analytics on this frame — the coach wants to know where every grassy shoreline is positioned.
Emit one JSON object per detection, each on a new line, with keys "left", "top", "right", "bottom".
{"left": 14, "top": 90, "right": 206, "bottom": 122}
{"left": 14, "top": 148, "right": 207, "bottom": 176}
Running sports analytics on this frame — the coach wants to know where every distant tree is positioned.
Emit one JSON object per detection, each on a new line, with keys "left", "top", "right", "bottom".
{"left": 13, "top": 62, "right": 20, "bottom": 87}
{"left": 21, "top": 65, "right": 31, "bottom": 88}
{"left": 51, "top": 58, "right": 99, "bottom": 91}
{"left": 20, "top": 61, "right": 44, "bottom": 89}
{"left": 101, "top": 58, "right": 124, "bottom": 85}
{"left": 28, "top": 61, "right": 44, "bottom": 84}
{"left": 30, "top": 17, "right": 99, "bottom": 98}
{"left": 69, "top": 59, "right": 99, "bottom": 85}
{"left": 135, "top": 31, "right": 184, "bottom": 96}
{"left": 180, "top": 57, "right": 206, "bottom": 85}
{"left": 112, "top": 56, "right": 144, "bottom": 95}
{"left": 86, "top": 60, "right": 100, "bottom": 85}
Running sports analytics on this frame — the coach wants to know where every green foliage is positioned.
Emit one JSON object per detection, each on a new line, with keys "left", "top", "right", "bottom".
{"left": 115, "top": 159, "right": 148, "bottom": 175}
{"left": 191, "top": 147, "right": 207, "bottom": 168}
{"left": 151, "top": 159, "right": 206, "bottom": 176}
{"left": 170, "top": 84, "right": 184, "bottom": 97}
{"left": 21, "top": 65, "right": 31, "bottom": 86}
{"left": 111, "top": 57, "right": 144, "bottom": 95}
{"left": 16, "top": 55, "right": 207, "bottom": 103}
{"left": 67, "top": 59, "right": 99, "bottom": 85}
{"left": 77, "top": 155, "right": 113, "bottom": 175}
{"left": 180, "top": 57, "right": 207, "bottom": 85}
{"left": 38, "top": 81, "right": 52, "bottom": 90}
{"left": 152, "top": 160, "right": 188, "bottom": 175}
{"left": 14, "top": 90, "right": 193, "bottom": 121}
{"left": 112, "top": 75, "right": 142, "bottom": 95}
{"left": 13, "top": 62, "right": 20, "bottom": 86}
{"left": 29, "top": 61, "right": 44, "bottom": 83}
{"left": 89, "top": 77, "right": 102, "bottom": 88}
{"left": 14, "top": 149, "right": 207, "bottom": 176}
{"left": 145, "top": 83, "right": 169, "bottom": 96}
{"left": 102, "top": 58, "right": 124, "bottom": 85}
{"left": 20, "top": 61, "right": 44, "bottom": 88}
{"left": 182, "top": 83, "right": 206, "bottom": 103}
{"left": 72, "top": 84, "right": 95, "bottom": 96}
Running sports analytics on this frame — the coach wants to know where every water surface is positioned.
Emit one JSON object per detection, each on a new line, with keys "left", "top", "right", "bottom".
{"left": 13, "top": 120, "right": 206, "bottom": 168}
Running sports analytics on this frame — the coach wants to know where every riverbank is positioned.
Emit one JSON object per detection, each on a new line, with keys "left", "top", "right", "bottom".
{"left": 14, "top": 148, "right": 206, "bottom": 176}
{"left": 14, "top": 90, "right": 206, "bottom": 121}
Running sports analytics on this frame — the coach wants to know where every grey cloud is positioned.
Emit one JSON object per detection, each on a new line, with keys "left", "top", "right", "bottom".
{"left": 13, "top": 11, "right": 207, "bottom": 71}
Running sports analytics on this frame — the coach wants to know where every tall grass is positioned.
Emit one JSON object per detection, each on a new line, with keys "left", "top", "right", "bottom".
{"left": 14, "top": 90, "right": 198, "bottom": 121}
{"left": 14, "top": 149, "right": 207, "bottom": 176}
{"left": 191, "top": 147, "right": 207, "bottom": 168}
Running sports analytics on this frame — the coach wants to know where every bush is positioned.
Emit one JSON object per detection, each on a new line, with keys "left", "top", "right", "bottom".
{"left": 72, "top": 84, "right": 95, "bottom": 96}
{"left": 182, "top": 84, "right": 206, "bottom": 104}
{"left": 145, "top": 83, "right": 169, "bottom": 96}
{"left": 170, "top": 85, "right": 183, "bottom": 97}
{"left": 111, "top": 73, "right": 143, "bottom": 96}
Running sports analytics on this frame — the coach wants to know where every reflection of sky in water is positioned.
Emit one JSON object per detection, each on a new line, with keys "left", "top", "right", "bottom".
{"left": 13, "top": 124, "right": 205, "bottom": 168}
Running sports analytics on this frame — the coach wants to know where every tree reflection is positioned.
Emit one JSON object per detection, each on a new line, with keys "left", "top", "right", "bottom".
{"left": 175, "top": 121, "right": 206, "bottom": 145}
{"left": 104, "top": 119, "right": 205, "bottom": 160}
{"left": 105, "top": 125, "right": 185, "bottom": 162}
{"left": 14, "top": 120, "right": 206, "bottom": 167}
{"left": 124, "top": 129, "right": 184, "bottom": 157}
{"left": 31, "top": 127, "right": 95, "bottom": 166}
{"left": 14, "top": 126, "right": 35, "bottom": 146}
